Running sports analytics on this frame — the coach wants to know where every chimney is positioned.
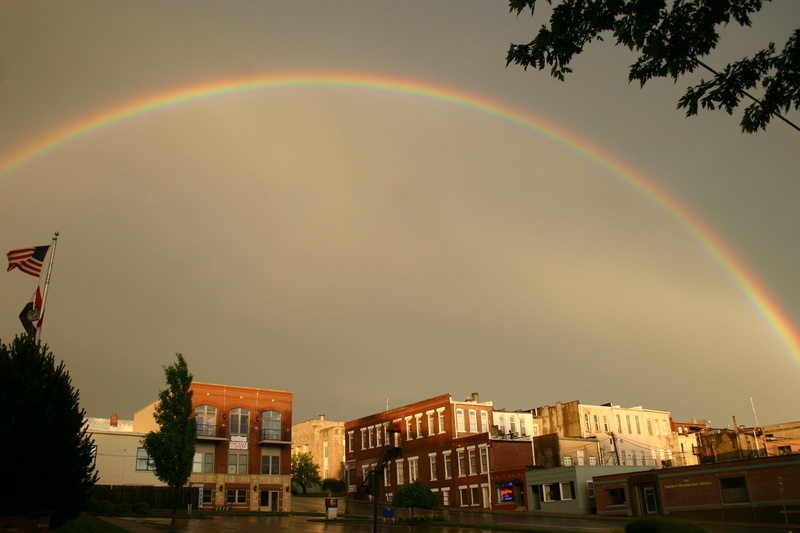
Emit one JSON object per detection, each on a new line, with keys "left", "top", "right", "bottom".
{"left": 319, "top": 414, "right": 325, "bottom": 421}
{"left": 110, "top": 413, "right": 119, "bottom": 427}
{"left": 471, "top": 392, "right": 479, "bottom": 402}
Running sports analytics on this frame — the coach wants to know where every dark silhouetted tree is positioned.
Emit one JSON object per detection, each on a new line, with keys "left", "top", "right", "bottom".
{"left": 0, "top": 335, "right": 97, "bottom": 528}
{"left": 142, "top": 353, "right": 196, "bottom": 513}
{"left": 394, "top": 480, "right": 438, "bottom": 516}
{"left": 291, "top": 452, "right": 321, "bottom": 494}
{"left": 507, "top": 0, "right": 800, "bottom": 133}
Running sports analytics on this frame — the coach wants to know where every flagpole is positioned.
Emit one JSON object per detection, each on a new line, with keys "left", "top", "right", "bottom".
{"left": 36, "top": 232, "right": 59, "bottom": 340}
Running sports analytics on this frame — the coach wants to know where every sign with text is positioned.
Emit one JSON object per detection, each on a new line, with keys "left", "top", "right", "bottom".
{"left": 229, "top": 435, "right": 249, "bottom": 450}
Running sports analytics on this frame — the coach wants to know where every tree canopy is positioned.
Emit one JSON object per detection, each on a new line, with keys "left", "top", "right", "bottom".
{"left": 506, "top": 0, "right": 800, "bottom": 133}
{"left": 291, "top": 452, "right": 321, "bottom": 494}
{"left": 142, "top": 353, "right": 196, "bottom": 512}
{"left": 394, "top": 480, "right": 439, "bottom": 516}
{"left": 0, "top": 335, "right": 97, "bottom": 528}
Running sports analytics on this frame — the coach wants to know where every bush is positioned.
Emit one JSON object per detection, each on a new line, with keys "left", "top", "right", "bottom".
{"left": 84, "top": 498, "right": 99, "bottom": 512}
{"left": 626, "top": 517, "right": 708, "bottom": 533}
{"left": 114, "top": 503, "right": 132, "bottom": 514}
{"left": 95, "top": 500, "right": 114, "bottom": 514}
{"left": 321, "top": 478, "right": 347, "bottom": 493}
{"left": 132, "top": 502, "right": 150, "bottom": 515}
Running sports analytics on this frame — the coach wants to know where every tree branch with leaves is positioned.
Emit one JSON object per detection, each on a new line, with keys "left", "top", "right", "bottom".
{"left": 507, "top": 0, "right": 800, "bottom": 133}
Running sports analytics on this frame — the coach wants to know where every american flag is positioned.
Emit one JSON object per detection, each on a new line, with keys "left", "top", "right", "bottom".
{"left": 7, "top": 245, "right": 50, "bottom": 277}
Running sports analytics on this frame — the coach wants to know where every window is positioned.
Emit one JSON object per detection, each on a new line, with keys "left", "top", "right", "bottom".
{"left": 429, "top": 454, "right": 437, "bottom": 480}
{"left": 479, "top": 446, "right": 489, "bottom": 473}
{"left": 193, "top": 452, "right": 214, "bottom": 473}
{"left": 441, "top": 488, "right": 450, "bottom": 506}
{"left": 563, "top": 455, "right": 572, "bottom": 466}
{"left": 460, "top": 488, "right": 469, "bottom": 506}
{"left": 261, "top": 455, "right": 280, "bottom": 475}
{"left": 396, "top": 460, "right": 405, "bottom": 485}
{"left": 199, "top": 488, "right": 212, "bottom": 506}
{"left": 584, "top": 413, "right": 591, "bottom": 432}
{"left": 626, "top": 415, "right": 632, "bottom": 434}
{"left": 481, "top": 411, "right": 489, "bottom": 433}
{"left": 361, "top": 428, "right": 367, "bottom": 450}
{"left": 577, "top": 450, "right": 585, "bottom": 466}
{"left": 228, "top": 453, "right": 248, "bottom": 474}
{"left": 230, "top": 408, "right": 250, "bottom": 436}
{"left": 227, "top": 489, "right": 247, "bottom": 504}
{"left": 438, "top": 410, "right": 446, "bottom": 433}
{"left": 603, "top": 416, "right": 609, "bottom": 432}
{"left": 406, "top": 417, "right": 413, "bottom": 439}
{"left": 196, "top": 405, "right": 217, "bottom": 436}
{"left": 721, "top": 476, "right": 749, "bottom": 503}
{"left": 375, "top": 425, "right": 382, "bottom": 447}
{"left": 510, "top": 416, "right": 517, "bottom": 435}
{"left": 261, "top": 410, "right": 281, "bottom": 440}
{"left": 415, "top": 416, "right": 423, "bottom": 438}
{"left": 443, "top": 451, "right": 452, "bottom": 479}
{"left": 593, "top": 414, "right": 600, "bottom": 432}
{"left": 368, "top": 427, "right": 374, "bottom": 448}
{"left": 408, "top": 457, "right": 419, "bottom": 482}
{"left": 587, "top": 481, "right": 595, "bottom": 498}
{"left": 427, "top": 413, "right": 435, "bottom": 436}
{"left": 617, "top": 414, "right": 623, "bottom": 433}
{"left": 498, "top": 416, "right": 505, "bottom": 434}
{"left": 647, "top": 419, "right": 653, "bottom": 435}
{"left": 136, "top": 448, "right": 154, "bottom": 471}
{"left": 471, "top": 487, "right": 481, "bottom": 506}
{"left": 606, "top": 487, "right": 626, "bottom": 506}
{"left": 468, "top": 410, "right": 477, "bottom": 432}
{"left": 560, "top": 482, "right": 574, "bottom": 500}
{"left": 89, "top": 445, "right": 97, "bottom": 470}
{"left": 635, "top": 416, "right": 641, "bottom": 434}
{"left": 456, "top": 409, "right": 465, "bottom": 432}
{"left": 347, "top": 431, "right": 354, "bottom": 452}
{"left": 589, "top": 455, "right": 597, "bottom": 465}
{"left": 542, "top": 483, "right": 561, "bottom": 502}
{"left": 468, "top": 448, "right": 477, "bottom": 475}
{"left": 457, "top": 450, "right": 466, "bottom": 477}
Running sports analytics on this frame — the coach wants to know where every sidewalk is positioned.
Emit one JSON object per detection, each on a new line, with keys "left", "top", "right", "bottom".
{"left": 99, "top": 516, "right": 165, "bottom": 533}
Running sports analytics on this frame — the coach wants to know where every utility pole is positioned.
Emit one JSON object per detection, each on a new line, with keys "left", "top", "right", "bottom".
{"left": 609, "top": 432, "right": 621, "bottom": 465}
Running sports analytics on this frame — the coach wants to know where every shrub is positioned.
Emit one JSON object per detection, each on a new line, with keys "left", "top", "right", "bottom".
{"left": 321, "top": 478, "right": 347, "bottom": 493}
{"left": 132, "top": 502, "right": 150, "bottom": 515}
{"left": 84, "top": 498, "right": 99, "bottom": 512}
{"left": 626, "top": 517, "right": 708, "bottom": 533}
{"left": 95, "top": 500, "right": 114, "bottom": 514}
{"left": 114, "top": 503, "right": 132, "bottom": 514}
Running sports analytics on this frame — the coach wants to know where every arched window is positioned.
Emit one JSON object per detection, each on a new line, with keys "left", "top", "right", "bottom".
{"left": 196, "top": 405, "right": 217, "bottom": 436}
{"left": 230, "top": 408, "right": 250, "bottom": 436}
{"left": 262, "top": 410, "right": 282, "bottom": 440}
{"left": 456, "top": 409, "right": 465, "bottom": 432}
{"left": 480, "top": 411, "right": 489, "bottom": 433}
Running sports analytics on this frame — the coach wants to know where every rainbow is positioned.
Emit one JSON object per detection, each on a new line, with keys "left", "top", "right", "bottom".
{"left": 1, "top": 70, "right": 798, "bottom": 360}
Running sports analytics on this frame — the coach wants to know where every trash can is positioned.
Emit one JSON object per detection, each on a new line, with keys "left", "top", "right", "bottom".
{"left": 325, "top": 497, "right": 338, "bottom": 519}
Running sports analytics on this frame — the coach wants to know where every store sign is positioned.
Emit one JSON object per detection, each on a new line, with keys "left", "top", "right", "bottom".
{"left": 230, "top": 435, "right": 249, "bottom": 450}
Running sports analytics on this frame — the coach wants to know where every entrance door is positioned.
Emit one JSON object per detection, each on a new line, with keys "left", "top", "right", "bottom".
{"left": 260, "top": 490, "right": 280, "bottom": 511}
{"left": 642, "top": 487, "right": 658, "bottom": 514}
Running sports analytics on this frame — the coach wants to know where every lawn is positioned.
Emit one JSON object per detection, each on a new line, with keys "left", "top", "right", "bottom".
{"left": 52, "top": 513, "right": 128, "bottom": 533}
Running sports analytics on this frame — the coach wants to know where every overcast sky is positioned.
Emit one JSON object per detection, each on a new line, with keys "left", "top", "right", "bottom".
{"left": 1, "top": 1, "right": 798, "bottom": 428}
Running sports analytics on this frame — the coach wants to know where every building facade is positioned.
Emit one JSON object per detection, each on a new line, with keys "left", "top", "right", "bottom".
{"left": 291, "top": 416, "right": 346, "bottom": 482}
{"left": 535, "top": 401, "right": 674, "bottom": 467}
{"left": 345, "top": 393, "right": 534, "bottom": 510}
{"left": 89, "top": 382, "right": 294, "bottom": 512}
{"left": 592, "top": 453, "right": 800, "bottom": 524}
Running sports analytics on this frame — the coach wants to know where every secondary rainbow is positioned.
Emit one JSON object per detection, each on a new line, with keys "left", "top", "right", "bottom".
{"left": 1, "top": 70, "right": 798, "bottom": 361}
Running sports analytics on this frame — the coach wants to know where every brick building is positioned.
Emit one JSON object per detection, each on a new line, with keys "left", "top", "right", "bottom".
{"left": 91, "top": 382, "right": 294, "bottom": 511}
{"left": 592, "top": 453, "right": 800, "bottom": 524}
{"left": 345, "top": 393, "right": 533, "bottom": 510}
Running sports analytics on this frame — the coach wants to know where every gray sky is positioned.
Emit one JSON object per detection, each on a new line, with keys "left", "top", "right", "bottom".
{"left": 1, "top": 1, "right": 798, "bottom": 427}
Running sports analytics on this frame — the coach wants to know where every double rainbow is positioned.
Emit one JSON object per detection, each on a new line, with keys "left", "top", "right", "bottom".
{"left": 1, "top": 71, "right": 797, "bottom": 361}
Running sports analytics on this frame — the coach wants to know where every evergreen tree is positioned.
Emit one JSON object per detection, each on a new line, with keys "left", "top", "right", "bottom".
{"left": 394, "top": 480, "right": 438, "bottom": 516}
{"left": 291, "top": 452, "right": 321, "bottom": 494}
{"left": 142, "top": 353, "right": 196, "bottom": 513}
{"left": 0, "top": 335, "right": 97, "bottom": 528}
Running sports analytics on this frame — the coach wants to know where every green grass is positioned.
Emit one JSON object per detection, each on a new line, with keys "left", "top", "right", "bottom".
{"left": 52, "top": 513, "right": 128, "bottom": 533}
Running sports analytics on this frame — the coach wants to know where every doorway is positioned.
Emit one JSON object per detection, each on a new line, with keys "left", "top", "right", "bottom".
{"left": 259, "top": 490, "right": 279, "bottom": 511}
{"left": 642, "top": 486, "right": 658, "bottom": 514}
